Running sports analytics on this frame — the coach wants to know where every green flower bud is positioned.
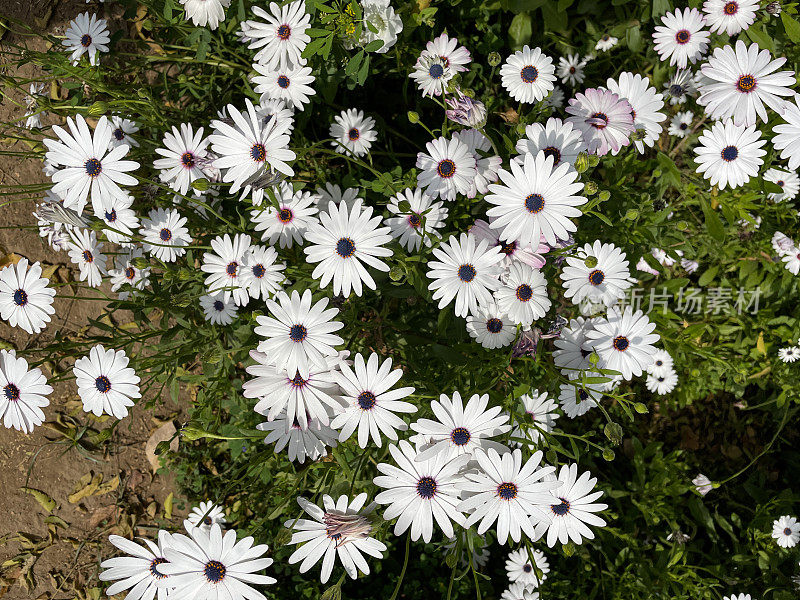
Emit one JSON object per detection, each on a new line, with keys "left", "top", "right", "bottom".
{"left": 584, "top": 256, "right": 598, "bottom": 269}
{"left": 191, "top": 178, "right": 209, "bottom": 192}
{"left": 589, "top": 351, "right": 599, "bottom": 365}
{"left": 180, "top": 426, "right": 208, "bottom": 441}
{"left": 604, "top": 422, "right": 623, "bottom": 446}
{"left": 545, "top": 449, "right": 557, "bottom": 464}
{"left": 634, "top": 402, "right": 648, "bottom": 414}
{"left": 389, "top": 266, "right": 404, "bottom": 282}
{"left": 587, "top": 154, "right": 600, "bottom": 167}
{"left": 407, "top": 111, "right": 420, "bottom": 124}
{"left": 445, "top": 551, "right": 458, "bottom": 569}
{"left": 584, "top": 181, "right": 598, "bottom": 195}
{"left": 562, "top": 542, "right": 576, "bottom": 557}
{"left": 131, "top": 256, "right": 150, "bottom": 269}
{"left": 602, "top": 448, "right": 616, "bottom": 461}
{"left": 574, "top": 152, "right": 589, "bottom": 173}
{"left": 487, "top": 51, "right": 501, "bottom": 67}
{"left": 677, "top": 220, "right": 690, "bottom": 231}
{"left": 515, "top": 123, "right": 527, "bottom": 136}
{"left": 624, "top": 209, "right": 639, "bottom": 220}
{"left": 598, "top": 190, "right": 611, "bottom": 202}
{"left": 87, "top": 101, "right": 108, "bottom": 116}
{"left": 320, "top": 582, "right": 342, "bottom": 600}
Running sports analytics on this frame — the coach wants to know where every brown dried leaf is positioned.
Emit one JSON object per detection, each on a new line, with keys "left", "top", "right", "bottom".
{"left": 145, "top": 422, "right": 178, "bottom": 473}
{"left": 68, "top": 473, "right": 103, "bottom": 504}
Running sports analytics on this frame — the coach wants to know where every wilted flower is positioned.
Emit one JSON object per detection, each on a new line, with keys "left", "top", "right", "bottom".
{"left": 445, "top": 90, "right": 487, "bottom": 127}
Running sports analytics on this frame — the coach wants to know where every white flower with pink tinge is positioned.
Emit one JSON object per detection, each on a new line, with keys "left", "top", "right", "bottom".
{"left": 470, "top": 219, "right": 548, "bottom": 270}
{"left": 565, "top": 88, "right": 635, "bottom": 156}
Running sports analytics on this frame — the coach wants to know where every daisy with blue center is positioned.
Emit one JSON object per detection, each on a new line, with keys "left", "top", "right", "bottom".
{"left": 73, "top": 345, "right": 141, "bottom": 420}
{"left": 0, "top": 350, "right": 52, "bottom": 434}
{"left": 0, "top": 258, "right": 56, "bottom": 335}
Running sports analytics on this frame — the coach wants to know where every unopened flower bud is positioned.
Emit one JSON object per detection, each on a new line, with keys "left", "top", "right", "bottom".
{"left": 584, "top": 256, "right": 598, "bottom": 269}
{"left": 677, "top": 220, "right": 690, "bottom": 231}
{"left": 634, "top": 402, "right": 648, "bottom": 414}
{"left": 624, "top": 209, "right": 639, "bottom": 220}
{"left": 445, "top": 551, "right": 458, "bottom": 569}
{"left": 602, "top": 448, "right": 616, "bottom": 461}
{"left": 191, "top": 178, "right": 209, "bottom": 191}
{"left": 589, "top": 351, "right": 599, "bottom": 365}
{"left": 765, "top": 1, "right": 781, "bottom": 15}
{"left": 407, "top": 111, "right": 420, "bottom": 124}
{"left": 587, "top": 154, "right": 600, "bottom": 167}
{"left": 87, "top": 101, "right": 108, "bottom": 116}
{"left": 604, "top": 422, "right": 623, "bottom": 445}
{"left": 320, "top": 583, "right": 342, "bottom": 600}
{"left": 487, "top": 51, "right": 501, "bottom": 67}
{"left": 154, "top": 440, "right": 172, "bottom": 455}
{"left": 515, "top": 123, "right": 526, "bottom": 136}
{"left": 598, "top": 190, "right": 610, "bottom": 202}
{"left": 562, "top": 541, "right": 576, "bottom": 556}
{"left": 389, "top": 266, "right": 404, "bottom": 282}
{"left": 574, "top": 152, "right": 589, "bottom": 173}
{"left": 584, "top": 181, "right": 598, "bottom": 195}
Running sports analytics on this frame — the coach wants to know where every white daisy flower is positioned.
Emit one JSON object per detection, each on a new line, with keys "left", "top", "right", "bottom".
{"left": 409, "top": 55, "right": 454, "bottom": 98}
{"left": 44, "top": 114, "right": 139, "bottom": 216}
{"left": 109, "top": 116, "right": 140, "bottom": 149}
{"left": 97, "top": 195, "right": 138, "bottom": 246}
{"left": 452, "top": 128, "right": 501, "bottom": 197}
{"left": 652, "top": 8, "right": 710, "bottom": 69}
{"left": 500, "top": 46, "right": 556, "bottom": 104}
{"left": 67, "top": 229, "right": 107, "bottom": 287}
{"left": 668, "top": 111, "right": 694, "bottom": 137}
{"left": 647, "top": 348, "right": 674, "bottom": 376}
{"left": 764, "top": 168, "right": 800, "bottom": 202}
{"left": 595, "top": 34, "right": 618, "bottom": 51}
{"left": 663, "top": 68, "right": 698, "bottom": 105}
{"left": 693, "top": 473, "right": 714, "bottom": 495}
{"left": 253, "top": 63, "right": 316, "bottom": 111}
{"left": 772, "top": 231, "right": 795, "bottom": 255}
{"left": 465, "top": 301, "right": 516, "bottom": 349}
{"left": 424, "top": 32, "right": 471, "bottom": 72}
{"left": 108, "top": 247, "right": 150, "bottom": 301}
{"left": 782, "top": 250, "right": 800, "bottom": 275}
{"left": 486, "top": 151, "right": 586, "bottom": 248}
{"left": 557, "top": 54, "right": 585, "bottom": 86}
{"left": 510, "top": 391, "right": 559, "bottom": 447}
{"left": 469, "top": 219, "right": 548, "bottom": 269}
{"left": 158, "top": 523, "right": 275, "bottom": 599}
{"left": 565, "top": 88, "right": 635, "bottom": 156}
{"left": 63, "top": 13, "right": 109, "bottom": 66}
{"left": 698, "top": 41, "right": 796, "bottom": 127}
{"left": 385, "top": 188, "right": 448, "bottom": 252}
{"left": 141, "top": 208, "right": 192, "bottom": 263}
{"left": 315, "top": 183, "right": 360, "bottom": 212}
{"left": 34, "top": 191, "right": 74, "bottom": 252}
{"left": 256, "top": 97, "right": 295, "bottom": 131}
{"left": 426, "top": 233, "right": 503, "bottom": 318}
{"left": 180, "top": 0, "right": 231, "bottom": 29}
{"left": 99, "top": 531, "right": 173, "bottom": 600}
{"left": 0, "top": 350, "right": 52, "bottom": 433}
{"left": 153, "top": 124, "right": 211, "bottom": 196}
{"left": 773, "top": 96, "right": 800, "bottom": 170}
{"left": 778, "top": 346, "right": 800, "bottom": 363}
{"left": 772, "top": 515, "right": 800, "bottom": 548}
{"left": 505, "top": 547, "right": 549, "bottom": 588}
{"left": 373, "top": 440, "right": 470, "bottom": 542}
{"left": 694, "top": 120, "right": 766, "bottom": 190}
{"left": 514, "top": 117, "right": 585, "bottom": 167}
{"left": 329, "top": 109, "right": 377, "bottom": 157}
{"left": 646, "top": 368, "right": 678, "bottom": 394}
{"left": 553, "top": 317, "right": 597, "bottom": 373}
{"left": 558, "top": 379, "right": 602, "bottom": 418}
{"left": 457, "top": 448, "right": 557, "bottom": 545}
{"left": 359, "top": 0, "right": 403, "bottom": 54}
{"left": 501, "top": 582, "right": 540, "bottom": 600}
{"left": 330, "top": 352, "right": 416, "bottom": 448}
{"left": 74, "top": 345, "right": 140, "bottom": 419}
{"left": 200, "top": 293, "right": 238, "bottom": 325}
{"left": 561, "top": 240, "right": 633, "bottom": 308}
{"left": 244, "top": 349, "right": 341, "bottom": 428}
{"left": 446, "top": 89, "right": 487, "bottom": 127}
{"left": 416, "top": 135, "right": 477, "bottom": 201}
{"left": 256, "top": 408, "right": 338, "bottom": 463}
{"left": 304, "top": 198, "right": 393, "bottom": 298}
{"left": 0, "top": 258, "right": 56, "bottom": 334}
{"left": 410, "top": 391, "right": 510, "bottom": 462}
{"left": 245, "top": 0, "right": 310, "bottom": 69}
{"left": 606, "top": 72, "right": 667, "bottom": 154}
{"left": 494, "top": 262, "right": 551, "bottom": 328}
{"left": 201, "top": 234, "right": 252, "bottom": 306}
{"left": 210, "top": 99, "right": 295, "bottom": 192}
{"left": 545, "top": 86, "right": 565, "bottom": 108}
{"left": 187, "top": 502, "right": 227, "bottom": 532}
{"left": 583, "top": 307, "right": 660, "bottom": 380}
{"left": 534, "top": 463, "right": 608, "bottom": 547}
{"left": 285, "top": 494, "right": 386, "bottom": 584}
{"left": 240, "top": 245, "right": 285, "bottom": 300}
{"left": 702, "top": 0, "right": 758, "bottom": 35}
{"left": 254, "top": 289, "right": 344, "bottom": 379}
{"left": 681, "top": 258, "right": 699, "bottom": 273}
{"left": 251, "top": 182, "right": 319, "bottom": 248}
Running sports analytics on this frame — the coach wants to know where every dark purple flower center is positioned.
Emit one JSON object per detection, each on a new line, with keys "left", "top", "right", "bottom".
{"left": 181, "top": 152, "right": 195, "bottom": 167}
{"left": 551, "top": 498, "right": 570, "bottom": 516}
{"left": 486, "top": 318, "right": 503, "bottom": 333}
{"left": 497, "top": 482, "right": 518, "bottom": 500}
{"left": 721, "top": 145, "right": 738, "bottom": 161}
{"left": 542, "top": 146, "right": 561, "bottom": 164}
{"left": 84, "top": 158, "right": 102, "bottom": 177}
{"left": 675, "top": 29, "right": 690, "bottom": 44}
{"left": 278, "top": 208, "right": 293, "bottom": 223}
{"left": 520, "top": 65, "right": 538, "bottom": 83}
{"left": 277, "top": 75, "right": 290, "bottom": 89}
{"left": 416, "top": 476, "right": 437, "bottom": 499}
{"left": 613, "top": 335, "right": 630, "bottom": 351}
{"left": 252, "top": 264, "right": 266, "bottom": 278}
{"left": 736, "top": 74, "right": 756, "bottom": 93}
{"left": 13, "top": 289, "right": 28, "bottom": 306}
{"left": 149, "top": 557, "right": 168, "bottom": 579}
{"left": 289, "top": 324, "right": 307, "bottom": 342}
{"left": 226, "top": 262, "right": 238, "bottom": 276}
{"left": 357, "top": 391, "right": 377, "bottom": 410}
{"left": 724, "top": 1, "right": 738, "bottom": 15}
{"left": 4, "top": 383, "right": 20, "bottom": 401}
{"left": 348, "top": 128, "right": 360, "bottom": 141}
{"left": 437, "top": 159, "right": 456, "bottom": 178}
{"left": 457, "top": 264, "right": 476, "bottom": 282}
{"left": 95, "top": 375, "right": 111, "bottom": 393}
{"left": 204, "top": 560, "right": 226, "bottom": 583}
{"left": 428, "top": 63, "right": 444, "bottom": 79}
{"left": 516, "top": 284, "right": 533, "bottom": 302}
{"left": 160, "top": 228, "right": 173, "bottom": 241}
{"left": 336, "top": 237, "right": 356, "bottom": 258}
{"left": 277, "top": 24, "right": 291, "bottom": 40}
{"left": 80, "top": 34, "right": 92, "bottom": 47}
{"left": 250, "top": 143, "right": 266, "bottom": 162}
{"left": 589, "top": 269, "right": 605, "bottom": 285}
{"left": 450, "top": 426, "right": 471, "bottom": 446}
{"left": 525, "top": 193, "right": 545, "bottom": 213}
{"left": 104, "top": 209, "right": 116, "bottom": 222}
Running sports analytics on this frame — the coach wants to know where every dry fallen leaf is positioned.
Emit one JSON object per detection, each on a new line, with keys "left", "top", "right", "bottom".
{"left": 145, "top": 422, "right": 179, "bottom": 473}
{"left": 19, "top": 487, "right": 56, "bottom": 513}
{"left": 68, "top": 473, "right": 103, "bottom": 504}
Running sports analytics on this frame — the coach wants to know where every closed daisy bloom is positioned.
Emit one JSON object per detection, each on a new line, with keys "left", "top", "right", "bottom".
{"left": 452, "top": 128, "right": 501, "bottom": 197}
{"left": 514, "top": 117, "right": 585, "bottom": 168}
{"left": 44, "top": 114, "right": 139, "bottom": 216}
{"left": 764, "top": 167, "right": 800, "bottom": 202}
{"left": 330, "top": 352, "right": 416, "bottom": 448}
{"left": 330, "top": 109, "right": 377, "bottom": 157}
{"left": 778, "top": 346, "right": 800, "bottom": 363}
{"left": 285, "top": 494, "right": 386, "bottom": 584}
{"left": 158, "top": 523, "right": 275, "bottom": 600}
{"left": 457, "top": 448, "right": 558, "bottom": 544}
{"left": 426, "top": 233, "right": 503, "bottom": 318}
{"left": 416, "top": 135, "right": 477, "bottom": 201}
{"left": 583, "top": 307, "right": 660, "bottom": 380}
{"left": 67, "top": 229, "right": 107, "bottom": 288}
{"left": 108, "top": 247, "right": 150, "bottom": 301}
{"left": 510, "top": 391, "right": 560, "bottom": 447}
{"left": 180, "top": 0, "right": 231, "bottom": 29}
{"left": 188, "top": 502, "right": 227, "bottom": 532}
{"left": 501, "top": 582, "right": 540, "bottom": 600}
{"left": 773, "top": 96, "right": 800, "bottom": 170}
{"left": 702, "top": 0, "right": 758, "bottom": 35}
{"left": 200, "top": 293, "right": 238, "bottom": 325}
{"left": 698, "top": 41, "right": 796, "bottom": 127}
{"left": 410, "top": 391, "right": 511, "bottom": 463}
{"left": 240, "top": 245, "right": 285, "bottom": 300}
{"left": 668, "top": 110, "right": 693, "bottom": 137}
{"left": 595, "top": 34, "right": 618, "bottom": 51}
{"left": 256, "top": 408, "right": 338, "bottom": 463}
{"left": 694, "top": 120, "right": 766, "bottom": 190}
{"left": 772, "top": 515, "right": 800, "bottom": 548}
{"left": 409, "top": 54, "right": 454, "bottom": 98}
{"left": 565, "top": 88, "right": 635, "bottom": 156}
{"left": 0, "top": 258, "right": 56, "bottom": 334}
{"left": 109, "top": 116, "right": 140, "bottom": 149}
{"left": 501, "top": 45, "right": 555, "bottom": 104}
{"left": 244, "top": 349, "right": 341, "bottom": 428}
{"left": 210, "top": 99, "right": 295, "bottom": 192}
{"left": 505, "top": 547, "right": 549, "bottom": 588}
{"left": 254, "top": 289, "right": 344, "bottom": 379}
{"left": 652, "top": 8, "right": 710, "bottom": 69}
{"left": 245, "top": 0, "right": 311, "bottom": 69}
{"left": 201, "top": 234, "right": 252, "bottom": 306}
{"left": 494, "top": 262, "right": 551, "bottom": 328}
{"left": 253, "top": 63, "right": 316, "bottom": 111}
{"left": 304, "top": 198, "right": 393, "bottom": 297}
{"left": 646, "top": 368, "right": 679, "bottom": 394}
{"left": 99, "top": 531, "right": 174, "bottom": 600}
{"left": 486, "top": 151, "right": 586, "bottom": 248}
{"left": 557, "top": 54, "right": 585, "bottom": 86}
{"left": 63, "top": 12, "right": 109, "bottom": 66}
{"left": 141, "top": 208, "right": 192, "bottom": 263}
{"left": 663, "top": 68, "right": 698, "bottom": 105}
{"left": 251, "top": 182, "right": 319, "bottom": 248}
{"left": 373, "top": 440, "right": 470, "bottom": 542}
{"left": 0, "top": 350, "right": 52, "bottom": 433}
{"left": 561, "top": 240, "right": 633, "bottom": 307}
{"left": 74, "top": 345, "right": 141, "bottom": 419}
{"left": 533, "top": 463, "right": 608, "bottom": 547}
{"left": 465, "top": 301, "right": 516, "bottom": 349}
{"left": 469, "top": 219, "right": 548, "bottom": 270}
{"left": 558, "top": 379, "right": 602, "bottom": 418}
{"left": 153, "top": 123, "right": 211, "bottom": 196}
{"left": 553, "top": 317, "right": 597, "bottom": 373}
{"left": 606, "top": 72, "right": 667, "bottom": 154}
{"left": 385, "top": 187, "right": 448, "bottom": 252}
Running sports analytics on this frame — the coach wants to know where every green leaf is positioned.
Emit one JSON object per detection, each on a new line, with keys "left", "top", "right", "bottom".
{"left": 541, "top": 2, "right": 567, "bottom": 31}
{"left": 363, "top": 39, "right": 384, "bottom": 53}
{"left": 301, "top": 36, "right": 328, "bottom": 59}
{"left": 306, "top": 28, "right": 331, "bottom": 37}
{"left": 357, "top": 54, "right": 370, "bottom": 85}
{"left": 501, "top": 0, "right": 546, "bottom": 13}
{"left": 699, "top": 197, "right": 725, "bottom": 242}
{"left": 781, "top": 12, "right": 800, "bottom": 43}
{"left": 698, "top": 266, "right": 719, "bottom": 286}
{"left": 20, "top": 487, "right": 56, "bottom": 512}
{"left": 345, "top": 50, "right": 364, "bottom": 76}
{"left": 509, "top": 13, "right": 532, "bottom": 49}
{"left": 625, "top": 24, "right": 642, "bottom": 52}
